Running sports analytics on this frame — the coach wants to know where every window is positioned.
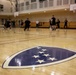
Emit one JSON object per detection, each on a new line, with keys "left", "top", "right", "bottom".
{"left": 49, "top": 0, "right": 53, "bottom": 6}
{"left": 70, "top": 0, "right": 75, "bottom": 4}
{"left": 0, "top": 4, "right": 3, "bottom": 11}
{"left": 75, "top": 0, "right": 76, "bottom": 3}
{"left": 57, "top": 0, "right": 62, "bottom": 6}
{"left": 18, "top": 4, "right": 20, "bottom": 11}
{"left": 39, "top": 0, "right": 46, "bottom": 2}
{"left": 31, "top": 0, "right": 36, "bottom": 2}
{"left": 26, "top": 1, "right": 29, "bottom": 6}
{"left": 21, "top": 3, "right": 24, "bottom": 6}
{"left": 20, "top": 3, "right": 24, "bottom": 11}
{"left": 63, "top": 0, "right": 69, "bottom": 5}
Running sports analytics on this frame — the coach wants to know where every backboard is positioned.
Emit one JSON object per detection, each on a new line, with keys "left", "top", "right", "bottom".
{"left": 70, "top": 4, "right": 76, "bottom": 13}
{"left": 14, "top": 12, "right": 19, "bottom": 17}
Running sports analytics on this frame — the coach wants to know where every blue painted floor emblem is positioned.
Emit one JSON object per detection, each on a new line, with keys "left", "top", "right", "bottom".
{"left": 3, "top": 46, "right": 76, "bottom": 69}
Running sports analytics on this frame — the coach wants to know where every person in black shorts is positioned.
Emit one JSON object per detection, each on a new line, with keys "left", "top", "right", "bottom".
{"left": 64, "top": 18, "right": 68, "bottom": 29}
{"left": 51, "top": 15, "right": 56, "bottom": 30}
{"left": 24, "top": 18, "right": 31, "bottom": 31}
{"left": 4, "top": 19, "right": 11, "bottom": 29}
{"left": 56, "top": 19, "right": 60, "bottom": 28}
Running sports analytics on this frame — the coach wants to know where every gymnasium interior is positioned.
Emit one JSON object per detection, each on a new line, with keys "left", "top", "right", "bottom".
{"left": 0, "top": 0, "right": 76, "bottom": 75}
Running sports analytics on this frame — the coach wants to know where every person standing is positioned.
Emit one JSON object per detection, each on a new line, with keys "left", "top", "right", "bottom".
{"left": 4, "top": 19, "right": 11, "bottom": 29}
{"left": 36, "top": 20, "right": 39, "bottom": 28}
{"left": 24, "top": 18, "right": 31, "bottom": 31}
{"left": 56, "top": 19, "right": 60, "bottom": 28}
{"left": 18, "top": 20, "right": 21, "bottom": 27}
{"left": 49, "top": 19, "right": 52, "bottom": 30}
{"left": 64, "top": 18, "right": 68, "bottom": 29}
{"left": 51, "top": 15, "right": 56, "bottom": 30}
{"left": 11, "top": 20, "right": 16, "bottom": 33}
{"left": 21, "top": 20, "right": 24, "bottom": 28}
{"left": 11, "top": 20, "right": 15, "bottom": 28}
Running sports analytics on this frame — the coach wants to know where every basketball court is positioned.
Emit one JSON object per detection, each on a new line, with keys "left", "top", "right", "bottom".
{"left": 0, "top": 0, "right": 76, "bottom": 75}
{"left": 0, "top": 28, "right": 76, "bottom": 75}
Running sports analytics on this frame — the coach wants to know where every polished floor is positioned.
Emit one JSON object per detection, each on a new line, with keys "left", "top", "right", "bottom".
{"left": 0, "top": 27, "right": 76, "bottom": 75}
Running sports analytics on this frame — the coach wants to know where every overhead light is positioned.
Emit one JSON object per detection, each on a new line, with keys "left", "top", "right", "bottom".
{"left": 44, "top": 11, "right": 46, "bottom": 13}
{"left": 65, "top": 9, "right": 67, "bottom": 10}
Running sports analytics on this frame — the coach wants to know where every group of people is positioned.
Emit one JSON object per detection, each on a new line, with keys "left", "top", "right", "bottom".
{"left": 3, "top": 18, "right": 31, "bottom": 31}
{"left": 4, "top": 19, "right": 15, "bottom": 29}
{"left": 3, "top": 16, "right": 68, "bottom": 31}
{"left": 49, "top": 15, "right": 68, "bottom": 31}
{"left": 18, "top": 18, "right": 31, "bottom": 31}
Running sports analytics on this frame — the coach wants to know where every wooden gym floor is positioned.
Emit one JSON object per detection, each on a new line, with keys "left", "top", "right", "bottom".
{"left": 0, "top": 27, "right": 76, "bottom": 75}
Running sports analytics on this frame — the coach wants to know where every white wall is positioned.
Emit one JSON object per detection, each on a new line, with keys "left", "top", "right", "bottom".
{"left": 16, "top": 10, "right": 76, "bottom": 22}
{"left": 0, "top": 0, "right": 15, "bottom": 15}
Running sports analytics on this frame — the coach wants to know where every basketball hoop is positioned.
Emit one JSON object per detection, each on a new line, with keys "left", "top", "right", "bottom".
{"left": 70, "top": 4, "right": 76, "bottom": 13}
{"left": 14, "top": 12, "right": 19, "bottom": 17}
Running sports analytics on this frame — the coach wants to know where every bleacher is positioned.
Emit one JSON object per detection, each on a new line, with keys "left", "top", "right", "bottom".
{"left": 30, "top": 22, "right": 76, "bottom": 29}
